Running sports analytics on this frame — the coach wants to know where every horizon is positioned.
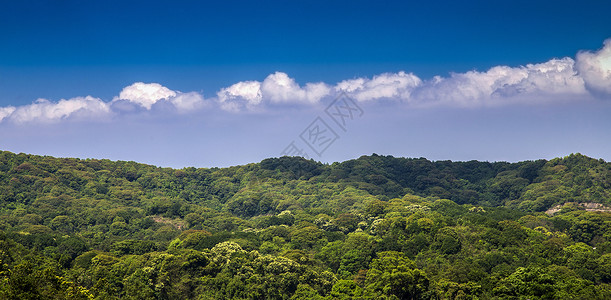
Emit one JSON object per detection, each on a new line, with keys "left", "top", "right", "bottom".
{"left": 0, "top": 149, "right": 602, "bottom": 170}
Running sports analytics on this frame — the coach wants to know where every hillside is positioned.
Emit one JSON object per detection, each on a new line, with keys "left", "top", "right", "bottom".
{"left": 0, "top": 151, "right": 610, "bottom": 299}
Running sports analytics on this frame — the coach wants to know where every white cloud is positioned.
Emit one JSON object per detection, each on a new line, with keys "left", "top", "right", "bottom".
{"left": 114, "top": 82, "right": 177, "bottom": 109}
{"left": 114, "top": 82, "right": 206, "bottom": 112}
{"left": 261, "top": 72, "right": 331, "bottom": 104}
{"left": 218, "top": 81, "right": 262, "bottom": 104}
{"left": 4, "top": 96, "right": 110, "bottom": 123}
{"left": 502, "top": 58, "right": 586, "bottom": 95}
{"left": 411, "top": 57, "right": 586, "bottom": 107}
{"left": 333, "top": 60, "right": 585, "bottom": 107}
{"left": 1, "top": 38, "right": 610, "bottom": 124}
{"left": 0, "top": 106, "right": 16, "bottom": 122}
{"left": 0, "top": 82, "right": 206, "bottom": 124}
{"left": 335, "top": 71, "right": 422, "bottom": 102}
{"left": 576, "top": 39, "right": 611, "bottom": 96}
{"left": 217, "top": 81, "right": 263, "bottom": 112}
{"left": 169, "top": 91, "right": 206, "bottom": 112}
{"left": 216, "top": 72, "right": 331, "bottom": 111}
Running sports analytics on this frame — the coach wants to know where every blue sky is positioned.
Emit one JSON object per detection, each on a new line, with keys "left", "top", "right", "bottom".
{"left": 1, "top": 0, "right": 611, "bottom": 167}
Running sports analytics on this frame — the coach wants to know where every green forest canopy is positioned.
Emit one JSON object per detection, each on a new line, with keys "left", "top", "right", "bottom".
{"left": 0, "top": 151, "right": 610, "bottom": 299}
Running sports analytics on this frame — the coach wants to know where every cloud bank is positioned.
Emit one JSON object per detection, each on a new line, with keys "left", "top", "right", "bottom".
{"left": 215, "top": 39, "right": 610, "bottom": 110}
{"left": 0, "top": 83, "right": 207, "bottom": 124}
{"left": 1, "top": 39, "right": 610, "bottom": 123}
{"left": 1, "top": 96, "right": 110, "bottom": 124}
{"left": 411, "top": 57, "right": 586, "bottom": 107}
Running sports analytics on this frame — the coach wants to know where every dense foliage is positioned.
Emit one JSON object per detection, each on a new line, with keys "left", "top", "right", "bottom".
{"left": 0, "top": 150, "right": 610, "bottom": 299}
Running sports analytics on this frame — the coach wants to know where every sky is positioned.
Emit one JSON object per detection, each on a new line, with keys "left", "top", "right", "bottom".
{"left": 1, "top": 0, "right": 611, "bottom": 168}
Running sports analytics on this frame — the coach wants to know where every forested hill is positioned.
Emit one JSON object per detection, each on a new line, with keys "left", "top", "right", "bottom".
{"left": 2, "top": 151, "right": 609, "bottom": 215}
{"left": 1, "top": 150, "right": 610, "bottom": 299}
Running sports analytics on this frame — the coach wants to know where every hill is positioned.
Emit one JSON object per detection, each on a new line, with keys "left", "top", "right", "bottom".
{"left": 0, "top": 151, "right": 610, "bottom": 299}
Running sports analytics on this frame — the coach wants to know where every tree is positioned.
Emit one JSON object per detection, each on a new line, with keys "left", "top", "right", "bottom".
{"left": 365, "top": 251, "right": 432, "bottom": 299}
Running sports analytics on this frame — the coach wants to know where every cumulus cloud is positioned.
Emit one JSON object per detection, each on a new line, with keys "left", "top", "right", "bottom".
{"left": 335, "top": 71, "right": 422, "bottom": 102}
{"left": 0, "top": 106, "right": 16, "bottom": 122}
{"left": 216, "top": 72, "right": 331, "bottom": 111}
{"left": 0, "top": 82, "right": 206, "bottom": 124}
{"left": 412, "top": 57, "right": 586, "bottom": 107}
{"left": 328, "top": 57, "right": 587, "bottom": 107}
{"left": 261, "top": 72, "right": 331, "bottom": 104}
{"left": 576, "top": 39, "right": 611, "bottom": 96}
{"left": 2, "top": 39, "right": 611, "bottom": 123}
{"left": 113, "top": 82, "right": 206, "bottom": 112}
{"left": 168, "top": 91, "right": 206, "bottom": 112}
{"left": 113, "top": 82, "right": 177, "bottom": 109}
{"left": 217, "top": 81, "right": 263, "bottom": 112}
{"left": 500, "top": 58, "right": 586, "bottom": 95}
{"left": 2, "top": 96, "right": 110, "bottom": 123}
{"left": 216, "top": 49, "right": 592, "bottom": 111}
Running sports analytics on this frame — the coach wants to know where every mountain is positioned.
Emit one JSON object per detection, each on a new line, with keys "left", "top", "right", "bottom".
{"left": 0, "top": 150, "right": 610, "bottom": 299}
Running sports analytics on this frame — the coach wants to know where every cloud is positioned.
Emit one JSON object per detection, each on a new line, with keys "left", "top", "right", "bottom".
{"left": 217, "top": 80, "right": 262, "bottom": 112}
{"left": 3, "top": 96, "right": 110, "bottom": 124}
{"left": 1, "top": 38, "right": 610, "bottom": 123}
{"left": 114, "top": 82, "right": 177, "bottom": 109}
{"left": 0, "top": 106, "right": 16, "bottom": 122}
{"left": 412, "top": 57, "right": 586, "bottom": 107}
{"left": 576, "top": 39, "right": 611, "bottom": 96}
{"left": 335, "top": 71, "right": 422, "bottom": 102}
{"left": 216, "top": 72, "right": 331, "bottom": 111}
{"left": 499, "top": 58, "right": 586, "bottom": 95}
{"left": 330, "top": 58, "right": 586, "bottom": 107}
{"left": 0, "top": 82, "right": 206, "bottom": 124}
{"left": 167, "top": 91, "right": 206, "bottom": 112}
{"left": 114, "top": 82, "right": 206, "bottom": 112}
{"left": 262, "top": 72, "right": 331, "bottom": 104}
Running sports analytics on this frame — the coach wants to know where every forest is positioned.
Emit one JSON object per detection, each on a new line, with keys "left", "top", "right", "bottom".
{"left": 0, "top": 150, "right": 610, "bottom": 299}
